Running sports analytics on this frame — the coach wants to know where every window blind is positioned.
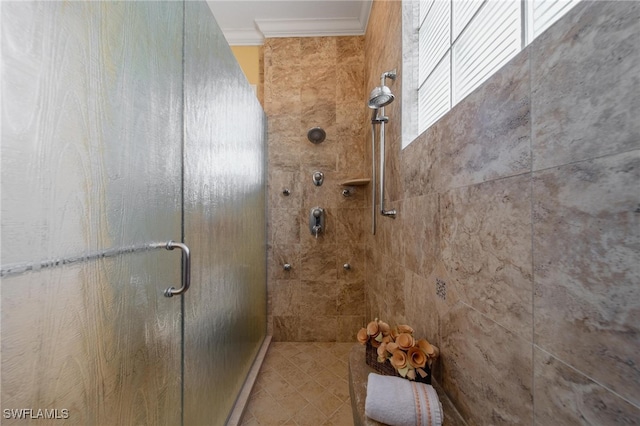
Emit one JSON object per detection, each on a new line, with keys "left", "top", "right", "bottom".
{"left": 453, "top": 0, "right": 521, "bottom": 103}
{"left": 416, "top": 0, "right": 581, "bottom": 136}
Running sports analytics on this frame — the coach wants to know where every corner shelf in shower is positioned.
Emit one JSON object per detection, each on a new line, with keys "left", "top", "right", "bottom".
{"left": 340, "top": 178, "right": 370, "bottom": 186}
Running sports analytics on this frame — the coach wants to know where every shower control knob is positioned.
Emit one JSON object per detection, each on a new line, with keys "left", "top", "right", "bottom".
{"left": 343, "top": 263, "right": 351, "bottom": 270}
{"left": 312, "top": 171, "right": 324, "bottom": 186}
{"left": 282, "top": 188, "right": 291, "bottom": 196}
{"left": 283, "top": 263, "right": 292, "bottom": 271}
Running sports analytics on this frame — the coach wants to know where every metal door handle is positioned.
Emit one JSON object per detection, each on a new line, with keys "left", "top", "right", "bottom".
{"left": 161, "top": 241, "right": 191, "bottom": 297}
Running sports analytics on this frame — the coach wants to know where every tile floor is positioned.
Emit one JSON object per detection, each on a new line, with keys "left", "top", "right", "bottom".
{"left": 240, "top": 342, "right": 355, "bottom": 425}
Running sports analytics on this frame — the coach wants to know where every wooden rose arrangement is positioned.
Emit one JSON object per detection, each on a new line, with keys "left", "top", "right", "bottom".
{"left": 357, "top": 318, "right": 439, "bottom": 382}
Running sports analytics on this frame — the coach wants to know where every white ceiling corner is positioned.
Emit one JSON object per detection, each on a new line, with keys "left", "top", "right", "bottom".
{"left": 207, "top": 0, "right": 373, "bottom": 46}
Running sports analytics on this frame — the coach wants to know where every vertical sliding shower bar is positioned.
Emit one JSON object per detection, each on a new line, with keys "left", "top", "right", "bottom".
{"left": 378, "top": 99, "right": 396, "bottom": 218}
{"left": 371, "top": 121, "right": 377, "bottom": 234}
{"left": 368, "top": 69, "right": 397, "bottom": 225}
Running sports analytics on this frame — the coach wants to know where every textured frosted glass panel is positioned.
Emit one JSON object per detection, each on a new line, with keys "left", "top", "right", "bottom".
{"left": 1, "top": 2, "right": 183, "bottom": 423}
{"left": 1, "top": 1, "right": 183, "bottom": 263}
{"left": 183, "top": 2, "right": 267, "bottom": 425}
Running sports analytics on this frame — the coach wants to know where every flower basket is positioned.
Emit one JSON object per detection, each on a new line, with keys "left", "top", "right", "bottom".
{"left": 366, "top": 341, "right": 432, "bottom": 384}
{"left": 357, "top": 318, "right": 438, "bottom": 384}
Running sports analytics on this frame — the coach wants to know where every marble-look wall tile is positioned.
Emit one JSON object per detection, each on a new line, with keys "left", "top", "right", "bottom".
{"left": 268, "top": 112, "right": 302, "bottom": 139}
{"left": 336, "top": 243, "right": 365, "bottom": 284}
{"left": 364, "top": 245, "right": 379, "bottom": 322}
{"left": 335, "top": 182, "right": 367, "bottom": 207}
{"left": 273, "top": 316, "right": 300, "bottom": 341}
{"left": 531, "top": 1, "right": 640, "bottom": 171}
{"left": 375, "top": 201, "right": 404, "bottom": 261}
{"left": 441, "top": 305, "right": 533, "bottom": 425}
{"left": 264, "top": 64, "right": 301, "bottom": 115}
{"left": 402, "top": 193, "right": 439, "bottom": 278}
{"left": 268, "top": 170, "right": 301, "bottom": 210}
{"left": 335, "top": 208, "right": 366, "bottom": 243}
{"left": 372, "top": 254, "right": 406, "bottom": 323}
{"left": 302, "top": 169, "right": 342, "bottom": 209}
{"left": 301, "top": 65, "right": 336, "bottom": 104}
{"left": 264, "top": 38, "right": 301, "bottom": 67}
{"left": 401, "top": 130, "right": 439, "bottom": 199}
{"left": 296, "top": 280, "right": 338, "bottom": 317}
{"left": 269, "top": 207, "right": 300, "bottom": 246}
{"left": 363, "top": 0, "right": 640, "bottom": 423}
{"left": 533, "top": 151, "right": 640, "bottom": 406}
{"left": 268, "top": 143, "right": 303, "bottom": 172}
{"left": 337, "top": 65, "right": 364, "bottom": 104}
{"left": 337, "top": 315, "right": 365, "bottom": 341}
{"left": 271, "top": 280, "right": 299, "bottom": 316}
{"left": 365, "top": 0, "right": 402, "bottom": 88}
{"left": 268, "top": 244, "right": 300, "bottom": 281}
{"left": 441, "top": 174, "right": 533, "bottom": 340}
{"left": 337, "top": 280, "right": 365, "bottom": 316}
{"left": 299, "top": 315, "right": 338, "bottom": 342}
{"left": 534, "top": 348, "right": 640, "bottom": 425}
{"left": 426, "top": 261, "right": 462, "bottom": 320}
{"left": 436, "top": 50, "right": 531, "bottom": 191}
{"left": 337, "top": 36, "right": 364, "bottom": 65}
{"left": 300, "top": 245, "right": 337, "bottom": 282}
{"left": 404, "top": 270, "right": 439, "bottom": 345}
{"left": 265, "top": 35, "right": 370, "bottom": 341}
{"left": 384, "top": 131, "right": 404, "bottom": 204}
{"left": 300, "top": 37, "right": 337, "bottom": 67}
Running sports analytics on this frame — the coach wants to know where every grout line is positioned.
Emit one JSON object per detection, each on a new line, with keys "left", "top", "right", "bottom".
{"left": 533, "top": 344, "right": 640, "bottom": 411}
{"left": 528, "top": 42, "right": 536, "bottom": 425}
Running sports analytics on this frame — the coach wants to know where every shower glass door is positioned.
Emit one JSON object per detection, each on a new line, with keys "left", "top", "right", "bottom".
{"left": 1, "top": 2, "right": 184, "bottom": 424}
{"left": 1, "top": 2, "right": 266, "bottom": 424}
{"left": 182, "top": 3, "right": 267, "bottom": 424}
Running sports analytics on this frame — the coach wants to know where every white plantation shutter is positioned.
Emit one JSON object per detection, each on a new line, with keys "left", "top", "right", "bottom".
{"left": 419, "top": 52, "right": 451, "bottom": 130}
{"left": 528, "top": 0, "right": 581, "bottom": 41}
{"left": 453, "top": 0, "right": 521, "bottom": 103}
{"left": 452, "top": 0, "right": 484, "bottom": 41}
{"left": 419, "top": 0, "right": 450, "bottom": 84}
{"left": 416, "top": 0, "right": 581, "bottom": 136}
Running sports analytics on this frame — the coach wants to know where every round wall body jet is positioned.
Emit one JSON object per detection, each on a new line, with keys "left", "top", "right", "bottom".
{"left": 307, "top": 127, "right": 326, "bottom": 144}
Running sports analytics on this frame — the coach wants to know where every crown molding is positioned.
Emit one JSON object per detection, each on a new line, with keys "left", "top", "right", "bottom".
{"left": 223, "top": 28, "right": 264, "bottom": 46}
{"left": 217, "top": 0, "right": 373, "bottom": 45}
{"left": 255, "top": 16, "right": 367, "bottom": 38}
{"left": 359, "top": 0, "right": 373, "bottom": 34}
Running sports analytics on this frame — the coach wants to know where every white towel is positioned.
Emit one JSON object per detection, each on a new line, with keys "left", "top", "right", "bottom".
{"left": 365, "top": 373, "right": 443, "bottom": 426}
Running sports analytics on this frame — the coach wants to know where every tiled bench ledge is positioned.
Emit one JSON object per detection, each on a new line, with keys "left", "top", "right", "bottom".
{"left": 348, "top": 344, "right": 467, "bottom": 426}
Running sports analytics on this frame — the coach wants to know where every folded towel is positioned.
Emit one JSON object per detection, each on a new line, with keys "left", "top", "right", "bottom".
{"left": 365, "top": 373, "right": 443, "bottom": 426}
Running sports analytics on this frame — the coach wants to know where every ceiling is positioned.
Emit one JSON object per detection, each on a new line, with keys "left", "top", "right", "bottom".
{"left": 206, "top": 0, "right": 373, "bottom": 45}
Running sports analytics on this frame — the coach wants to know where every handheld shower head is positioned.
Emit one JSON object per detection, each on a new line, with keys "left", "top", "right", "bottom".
{"left": 368, "top": 69, "right": 396, "bottom": 109}
{"left": 368, "top": 85, "right": 395, "bottom": 109}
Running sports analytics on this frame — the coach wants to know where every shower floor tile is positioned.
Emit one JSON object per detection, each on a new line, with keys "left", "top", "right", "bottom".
{"left": 241, "top": 342, "right": 355, "bottom": 426}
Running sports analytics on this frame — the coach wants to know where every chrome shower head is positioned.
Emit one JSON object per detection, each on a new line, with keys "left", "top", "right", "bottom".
{"left": 368, "top": 85, "right": 395, "bottom": 109}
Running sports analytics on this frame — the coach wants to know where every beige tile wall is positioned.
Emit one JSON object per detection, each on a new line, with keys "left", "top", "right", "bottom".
{"left": 363, "top": 0, "right": 639, "bottom": 424}
{"left": 261, "top": 1, "right": 639, "bottom": 422}
{"left": 264, "top": 36, "right": 367, "bottom": 342}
